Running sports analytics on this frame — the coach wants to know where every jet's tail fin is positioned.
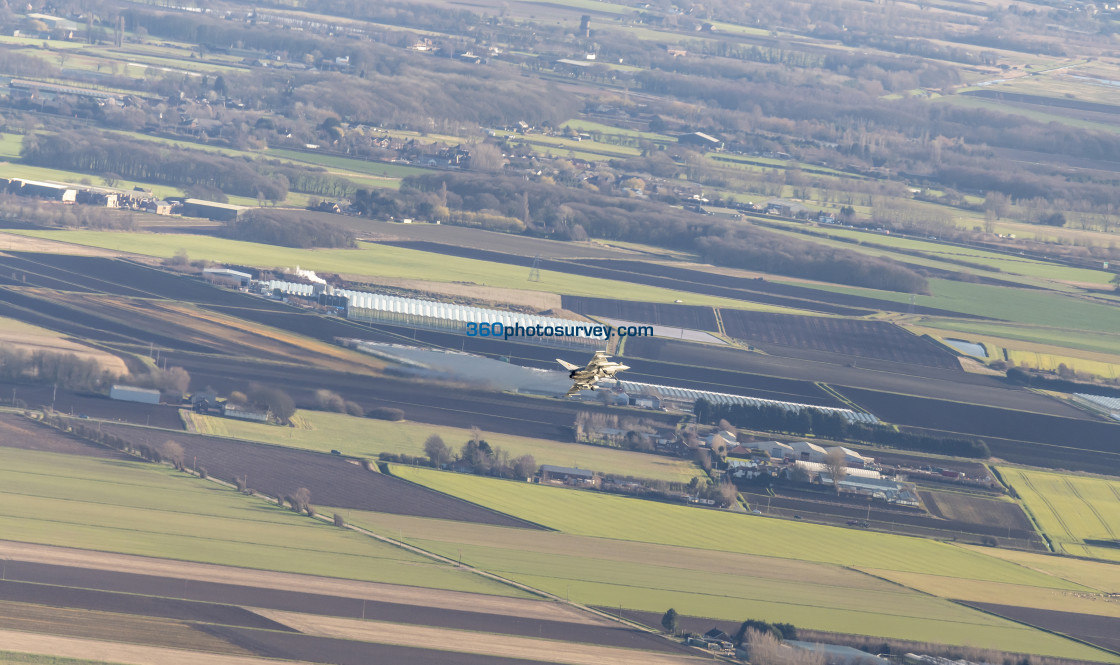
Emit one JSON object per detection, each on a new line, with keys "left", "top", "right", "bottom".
{"left": 556, "top": 358, "right": 580, "bottom": 371}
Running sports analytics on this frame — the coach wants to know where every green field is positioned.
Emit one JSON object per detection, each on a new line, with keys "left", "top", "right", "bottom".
{"left": 340, "top": 477, "right": 1117, "bottom": 660}
{"left": 998, "top": 466, "right": 1120, "bottom": 561}
{"left": 762, "top": 221, "right": 1114, "bottom": 286}
{"left": 390, "top": 466, "right": 1077, "bottom": 586}
{"left": 916, "top": 318, "right": 1120, "bottom": 357}
{"left": 0, "top": 446, "right": 522, "bottom": 596}
{"left": 8, "top": 229, "right": 799, "bottom": 309}
{"left": 183, "top": 409, "right": 700, "bottom": 483}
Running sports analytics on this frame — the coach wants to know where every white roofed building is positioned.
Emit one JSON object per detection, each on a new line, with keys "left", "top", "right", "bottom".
{"left": 790, "top": 441, "right": 828, "bottom": 463}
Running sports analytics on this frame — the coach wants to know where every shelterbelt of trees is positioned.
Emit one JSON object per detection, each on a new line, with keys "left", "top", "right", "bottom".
{"left": 352, "top": 173, "right": 930, "bottom": 293}
{"left": 20, "top": 132, "right": 355, "bottom": 202}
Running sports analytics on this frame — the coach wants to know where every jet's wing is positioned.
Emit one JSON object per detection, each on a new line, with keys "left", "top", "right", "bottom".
{"left": 587, "top": 351, "right": 610, "bottom": 368}
{"left": 556, "top": 358, "right": 581, "bottom": 371}
{"left": 565, "top": 384, "right": 583, "bottom": 397}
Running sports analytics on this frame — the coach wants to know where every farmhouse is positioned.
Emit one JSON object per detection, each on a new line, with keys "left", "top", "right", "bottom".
{"left": 109, "top": 385, "right": 161, "bottom": 405}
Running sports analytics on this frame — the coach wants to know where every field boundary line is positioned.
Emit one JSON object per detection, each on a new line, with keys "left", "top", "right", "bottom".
{"left": 815, "top": 383, "right": 870, "bottom": 414}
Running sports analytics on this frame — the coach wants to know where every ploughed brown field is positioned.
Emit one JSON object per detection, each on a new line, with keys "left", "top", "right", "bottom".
{"left": 718, "top": 310, "right": 960, "bottom": 370}
{"left": 90, "top": 420, "right": 544, "bottom": 528}
{"left": 961, "top": 602, "right": 1120, "bottom": 653}
{"left": 0, "top": 544, "right": 700, "bottom": 665}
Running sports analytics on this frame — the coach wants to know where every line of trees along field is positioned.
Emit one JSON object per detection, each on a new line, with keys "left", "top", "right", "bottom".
{"left": 20, "top": 132, "right": 358, "bottom": 202}
{"left": 351, "top": 173, "right": 930, "bottom": 293}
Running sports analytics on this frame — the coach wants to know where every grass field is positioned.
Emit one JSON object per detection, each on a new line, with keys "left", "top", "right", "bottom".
{"left": 182, "top": 409, "right": 700, "bottom": 483}
{"left": 8, "top": 230, "right": 795, "bottom": 308}
{"left": 958, "top": 545, "right": 1120, "bottom": 594}
{"left": 910, "top": 325, "right": 1120, "bottom": 377}
{"left": 0, "top": 446, "right": 523, "bottom": 596}
{"left": 761, "top": 221, "right": 1114, "bottom": 286}
{"left": 336, "top": 497, "right": 1117, "bottom": 659}
{"left": 390, "top": 466, "right": 1081, "bottom": 587}
{"left": 916, "top": 318, "right": 1120, "bottom": 357}
{"left": 997, "top": 466, "right": 1120, "bottom": 561}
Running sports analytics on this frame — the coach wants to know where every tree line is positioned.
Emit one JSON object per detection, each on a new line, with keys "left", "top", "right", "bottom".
{"left": 351, "top": 172, "right": 930, "bottom": 293}
{"left": 227, "top": 211, "right": 356, "bottom": 249}
{"left": 0, "top": 348, "right": 113, "bottom": 393}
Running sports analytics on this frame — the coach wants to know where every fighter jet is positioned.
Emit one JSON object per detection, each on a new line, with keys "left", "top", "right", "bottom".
{"left": 556, "top": 351, "right": 630, "bottom": 396}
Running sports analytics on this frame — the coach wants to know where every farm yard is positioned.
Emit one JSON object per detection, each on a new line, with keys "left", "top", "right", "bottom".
{"left": 996, "top": 466, "right": 1120, "bottom": 561}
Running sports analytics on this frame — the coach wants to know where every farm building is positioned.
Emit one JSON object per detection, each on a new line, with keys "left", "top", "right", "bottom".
{"left": 706, "top": 430, "right": 737, "bottom": 448}
{"left": 781, "top": 641, "right": 889, "bottom": 665}
{"left": 267, "top": 279, "right": 606, "bottom": 347}
{"left": 819, "top": 473, "right": 920, "bottom": 506}
{"left": 203, "top": 268, "right": 253, "bottom": 286}
{"left": 223, "top": 404, "right": 270, "bottom": 422}
{"left": 791, "top": 441, "right": 828, "bottom": 462}
{"left": 8, "top": 179, "right": 78, "bottom": 203}
{"left": 767, "top": 442, "right": 794, "bottom": 460}
{"left": 539, "top": 465, "right": 595, "bottom": 484}
{"left": 765, "top": 199, "right": 810, "bottom": 217}
{"left": 631, "top": 394, "right": 661, "bottom": 409}
{"left": 678, "top": 132, "right": 724, "bottom": 151}
{"left": 109, "top": 385, "right": 161, "bottom": 405}
{"left": 828, "top": 446, "right": 874, "bottom": 468}
{"left": 181, "top": 198, "right": 246, "bottom": 221}
{"left": 614, "top": 380, "right": 879, "bottom": 425}
{"left": 795, "top": 461, "right": 881, "bottom": 480}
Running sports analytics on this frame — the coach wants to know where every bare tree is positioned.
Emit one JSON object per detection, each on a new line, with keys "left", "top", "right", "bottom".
{"left": 468, "top": 142, "right": 505, "bottom": 172}
{"left": 823, "top": 448, "right": 849, "bottom": 494}
{"left": 160, "top": 440, "right": 185, "bottom": 471}
{"left": 512, "top": 454, "right": 537, "bottom": 479}
{"left": 746, "top": 629, "right": 824, "bottom": 665}
{"left": 291, "top": 487, "right": 312, "bottom": 514}
{"left": 314, "top": 389, "right": 346, "bottom": 412}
